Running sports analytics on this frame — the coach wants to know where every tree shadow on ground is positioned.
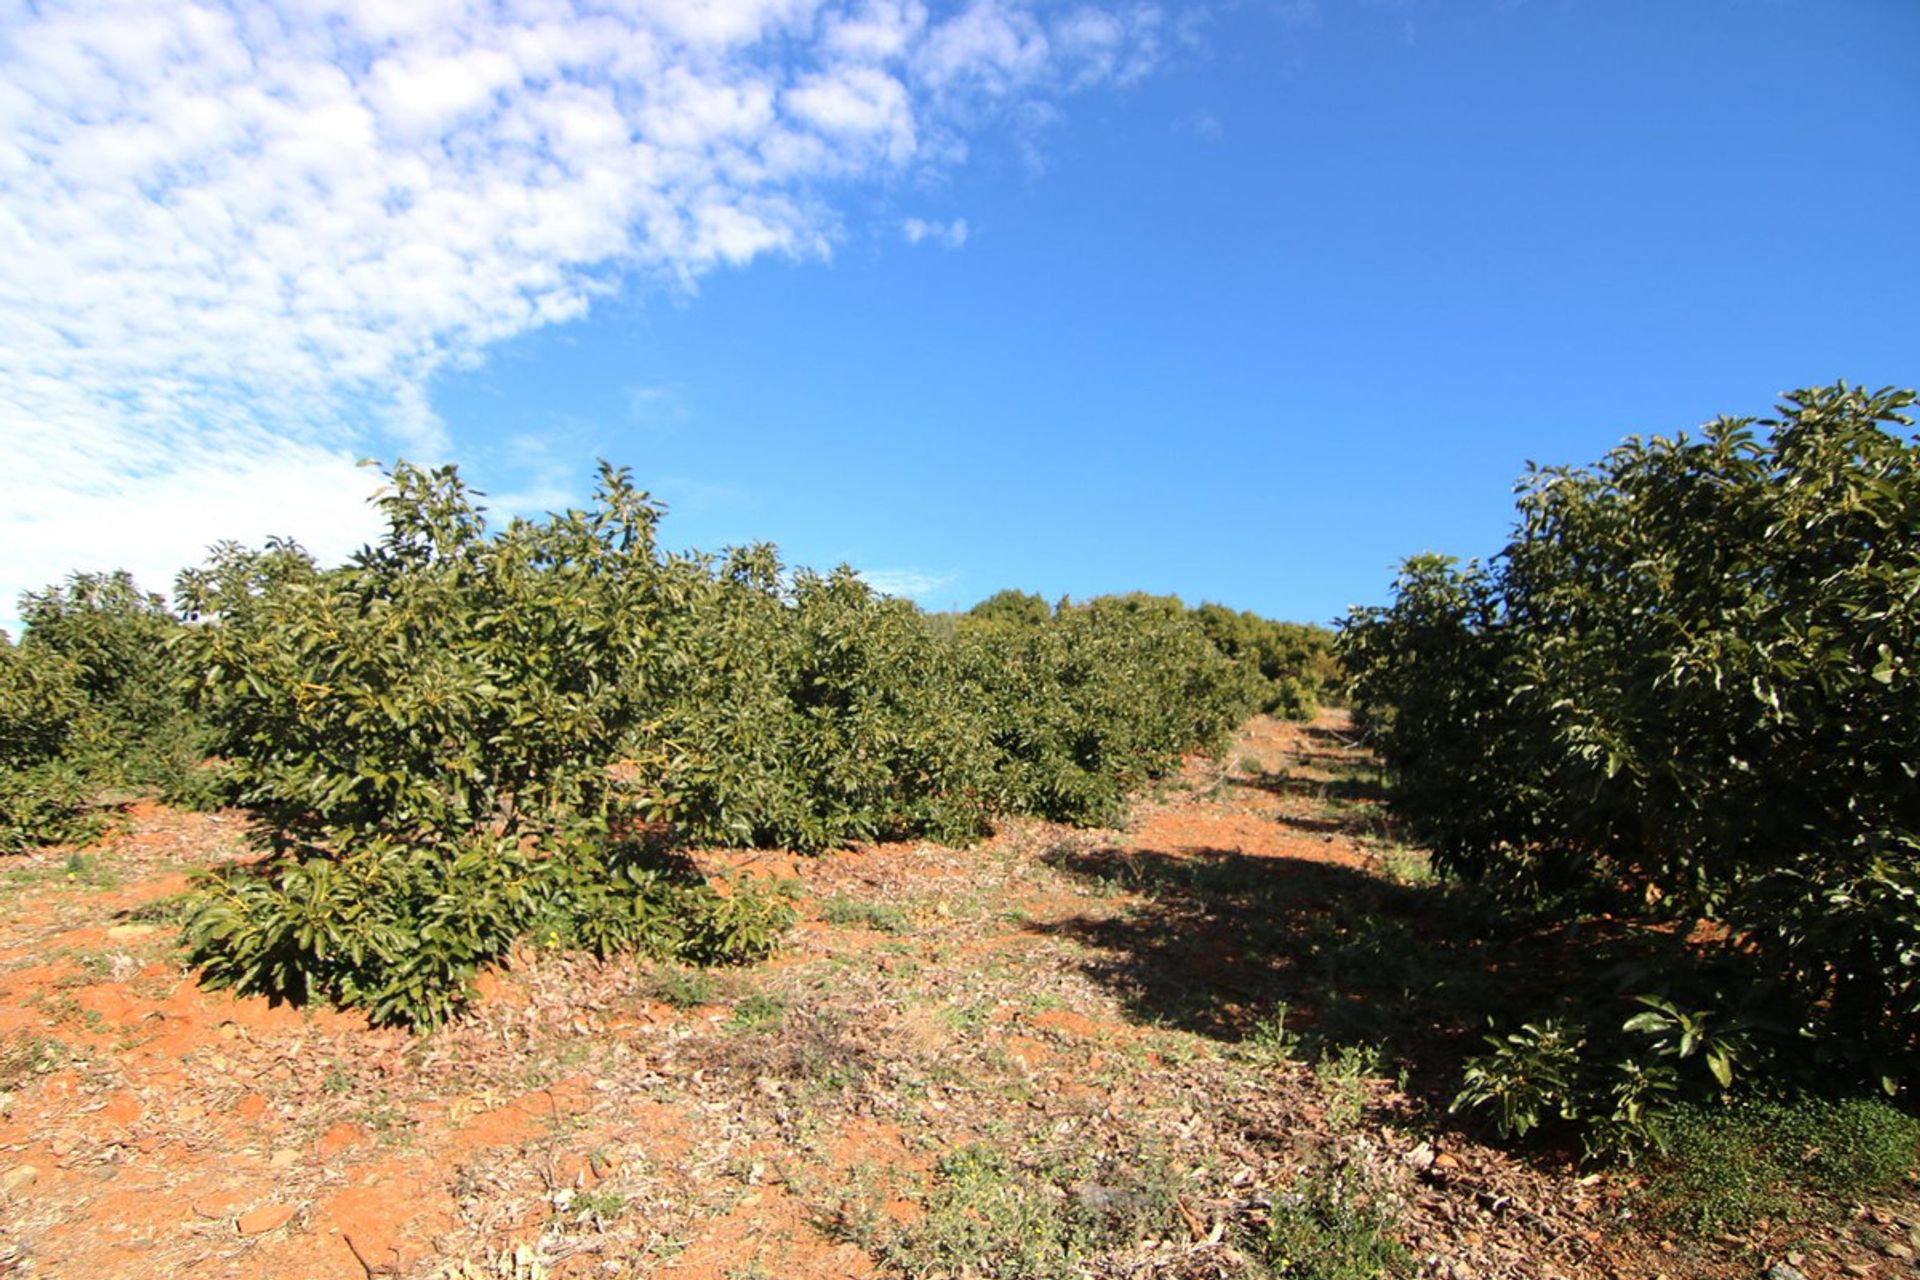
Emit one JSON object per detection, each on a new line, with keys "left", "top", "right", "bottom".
{"left": 1229, "top": 770, "right": 1387, "bottom": 806}
{"left": 1031, "top": 840, "right": 1682, "bottom": 1120}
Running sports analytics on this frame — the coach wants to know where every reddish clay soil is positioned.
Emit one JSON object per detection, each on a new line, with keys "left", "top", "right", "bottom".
{"left": 0, "top": 715, "right": 1914, "bottom": 1279}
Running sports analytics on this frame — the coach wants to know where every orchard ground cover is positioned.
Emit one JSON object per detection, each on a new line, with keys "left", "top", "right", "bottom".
{"left": 1, "top": 714, "right": 1915, "bottom": 1280}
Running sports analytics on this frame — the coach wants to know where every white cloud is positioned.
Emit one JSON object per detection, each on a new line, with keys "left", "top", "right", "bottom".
{"left": 0, "top": 0, "right": 1170, "bottom": 619}
{"left": 902, "top": 215, "right": 969, "bottom": 247}
{"left": 0, "top": 439, "right": 383, "bottom": 637}
{"left": 858, "top": 567, "right": 958, "bottom": 600}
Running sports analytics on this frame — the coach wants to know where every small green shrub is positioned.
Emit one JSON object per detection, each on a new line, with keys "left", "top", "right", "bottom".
{"left": 1316, "top": 1042, "right": 1385, "bottom": 1129}
{"left": 1247, "top": 1001, "right": 1300, "bottom": 1061}
{"left": 1452, "top": 1021, "right": 1584, "bottom": 1141}
{"left": 643, "top": 964, "right": 727, "bottom": 1007}
{"left": 1265, "top": 1157, "right": 1409, "bottom": 1280}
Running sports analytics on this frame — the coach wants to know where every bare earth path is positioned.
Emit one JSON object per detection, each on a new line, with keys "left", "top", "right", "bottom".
{"left": 1, "top": 714, "right": 1914, "bottom": 1279}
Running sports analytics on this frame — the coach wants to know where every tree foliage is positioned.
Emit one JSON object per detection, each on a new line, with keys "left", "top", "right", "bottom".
{"left": 1341, "top": 382, "right": 1920, "bottom": 1107}
{"left": 1192, "top": 603, "right": 1340, "bottom": 719}
{"left": 0, "top": 571, "right": 221, "bottom": 850}
{"left": 161, "top": 462, "right": 1266, "bottom": 1025}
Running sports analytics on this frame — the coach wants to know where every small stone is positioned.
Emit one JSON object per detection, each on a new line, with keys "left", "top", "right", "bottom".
{"left": 268, "top": 1149, "right": 298, "bottom": 1170}
{"left": 1, "top": 1165, "right": 37, "bottom": 1194}
{"left": 1404, "top": 1142, "right": 1435, "bottom": 1171}
{"left": 236, "top": 1203, "right": 294, "bottom": 1236}
{"left": 1767, "top": 1264, "right": 1809, "bottom": 1280}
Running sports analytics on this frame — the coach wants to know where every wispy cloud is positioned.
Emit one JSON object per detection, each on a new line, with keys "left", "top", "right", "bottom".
{"left": 1272, "top": 0, "right": 1321, "bottom": 29}
{"left": 857, "top": 566, "right": 958, "bottom": 600}
{"left": 1, "top": 0, "right": 1171, "bottom": 617}
{"left": 626, "top": 384, "right": 694, "bottom": 429}
{"left": 1177, "top": 109, "right": 1224, "bottom": 140}
{"left": 902, "top": 215, "right": 970, "bottom": 248}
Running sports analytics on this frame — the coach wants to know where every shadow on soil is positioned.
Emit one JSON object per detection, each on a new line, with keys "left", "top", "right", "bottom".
{"left": 1033, "top": 824, "right": 1685, "bottom": 1123}
{"left": 1033, "top": 844, "right": 1511, "bottom": 1111}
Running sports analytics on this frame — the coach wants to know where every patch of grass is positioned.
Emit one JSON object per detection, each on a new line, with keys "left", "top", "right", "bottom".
{"left": 1645, "top": 1096, "right": 1920, "bottom": 1236}
{"left": 60, "top": 851, "right": 119, "bottom": 888}
{"left": 1, "top": 849, "right": 122, "bottom": 892}
{"left": 818, "top": 894, "right": 910, "bottom": 933}
{"left": 1265, "top": 1157, "right": 1409, "bottom": 1280}
{"left": 0, "top": 1030, "right": 65, "bottom": 1089}
{"left": 853, "top": 1142, "right": 1183, "bottom": 1280}
{"left": 53, "top": 948, "right": 137, "bottom": 987}
{"left": 1367, "top": 844, "right": 1435, "bottom": 887}
{"left": 121, "top": 892, "right": 195, "bottom": 925}
{"left": 355, "top": 1095, "right": 407, "bottom": 1139}
{"left": 936, "top": 999, "right": 991, "bottom": 1034}
{"left": 558, "top": 1186, "right": 628, "bottom": 1227}
{"left": 643, "top": 964, "right": 728, "bottom": 1008}
{"left": 727, "top": 992, "right": 787, "bottom": 1033}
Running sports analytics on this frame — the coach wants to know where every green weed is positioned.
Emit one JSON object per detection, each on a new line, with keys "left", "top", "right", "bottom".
{"left": 1265, "top": 1157, "right": 1409, "bottom": 1280}
{"left": 818, "top": 894, "right": 910, "bottom": 933}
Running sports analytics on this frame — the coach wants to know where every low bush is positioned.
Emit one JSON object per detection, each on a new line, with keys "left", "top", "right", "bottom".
{"left": 185, "top": 833, "right": 792, "bottom": 1027}
{"left": 1265, "top": 1156, "right": 1409, "bottom": 1280}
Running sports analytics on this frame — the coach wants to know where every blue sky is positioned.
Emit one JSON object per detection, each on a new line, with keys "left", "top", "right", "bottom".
{"left": 4, "top": 0, "right": 1916, "bottom": 633}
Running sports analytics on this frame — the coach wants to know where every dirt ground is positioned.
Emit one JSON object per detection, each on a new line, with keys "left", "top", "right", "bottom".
{"left": 1, "top": 713, "right": 1915, "bottom": 1279}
